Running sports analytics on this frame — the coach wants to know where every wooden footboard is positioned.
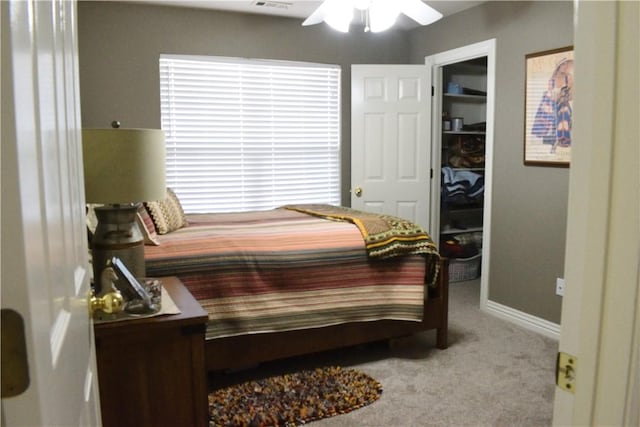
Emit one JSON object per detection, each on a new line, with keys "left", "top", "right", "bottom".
{"left": 204, "top": 258, "right": 449, "bottom": 371}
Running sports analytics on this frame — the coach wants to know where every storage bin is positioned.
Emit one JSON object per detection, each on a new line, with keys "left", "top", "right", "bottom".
{"left": 448, "top": 254, "right": 481, "bottom": 282}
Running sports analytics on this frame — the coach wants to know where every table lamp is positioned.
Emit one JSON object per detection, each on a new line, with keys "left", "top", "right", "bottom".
{"left": 82, "top": 125, "right": 166, "bottom": 292}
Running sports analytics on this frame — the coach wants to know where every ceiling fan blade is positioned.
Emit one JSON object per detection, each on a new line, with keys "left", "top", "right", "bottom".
{"left": 400, "top": 0, "right": 443, "bottom": 26}
{"left": 302, "top": 3, "right": 326, "bottom": 26}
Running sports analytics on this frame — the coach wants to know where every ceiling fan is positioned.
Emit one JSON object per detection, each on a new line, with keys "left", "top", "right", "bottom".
{"left": 302, "top": 0, "right": 443, "bottom": 33}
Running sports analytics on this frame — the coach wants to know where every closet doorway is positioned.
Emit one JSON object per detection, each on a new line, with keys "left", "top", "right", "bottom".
{"left": 427, "top": 39, "right": 496, "bottom": 309}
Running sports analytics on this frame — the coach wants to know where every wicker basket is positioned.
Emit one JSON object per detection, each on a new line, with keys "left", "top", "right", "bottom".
{"left": 449, "top": 254, "right": 482, "bottom": 282}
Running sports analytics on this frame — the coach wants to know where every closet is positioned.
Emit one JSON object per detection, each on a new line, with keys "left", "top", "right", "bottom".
{"left": 431, "top": 52, "right": 491, "bottom": 285}
{"left": 427, "top": 39, "right": 495, "bottom": 303}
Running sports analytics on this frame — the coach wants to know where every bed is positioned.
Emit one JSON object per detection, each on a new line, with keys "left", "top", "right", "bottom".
{"left": 143, "top": 202, "right": 449, "bottom": 371}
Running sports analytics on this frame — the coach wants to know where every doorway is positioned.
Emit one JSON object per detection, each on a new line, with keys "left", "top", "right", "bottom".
{"left": 427, "top": 39, "right": 496, "bottom": 309}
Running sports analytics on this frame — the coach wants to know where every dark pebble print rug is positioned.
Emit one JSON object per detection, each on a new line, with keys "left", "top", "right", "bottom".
{"left": 209, "top": 366, "right": 383, "bottom": 427}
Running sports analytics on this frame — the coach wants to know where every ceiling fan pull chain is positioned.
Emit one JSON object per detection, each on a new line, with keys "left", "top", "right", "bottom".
{"left": 364, "top": 9, "right": 370, "bottom": 32}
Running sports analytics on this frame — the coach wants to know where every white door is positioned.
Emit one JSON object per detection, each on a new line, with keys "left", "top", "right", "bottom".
{"left": 553, "top": 0, "right": 639, "bottom": 424}
{"left": 351, "top": 65, "right": 432, "bottom": 230}
{"left": 1, "top": 1, "right": 101, "bottom": 426}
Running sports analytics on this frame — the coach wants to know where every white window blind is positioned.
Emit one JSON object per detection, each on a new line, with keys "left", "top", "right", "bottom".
{"left": 159, "top": 54, "right": 341, "bottom": 213}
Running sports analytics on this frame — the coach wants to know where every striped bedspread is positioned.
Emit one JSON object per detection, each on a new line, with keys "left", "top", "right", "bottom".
{"left": 145, "top": 208, "right": 433, "bottom": 340}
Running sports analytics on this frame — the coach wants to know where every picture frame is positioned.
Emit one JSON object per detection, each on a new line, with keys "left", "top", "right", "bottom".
{"left": 524, "top": 46, "right": 574, "bottom": 167}
{"left": 109, "top": 256, "right": 158, "bottom": 314}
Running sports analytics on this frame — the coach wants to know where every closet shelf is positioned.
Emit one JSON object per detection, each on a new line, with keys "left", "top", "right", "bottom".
{"left": 443, "top": 130, "right": 485, "bottom": 135}
{"left": 446, "top": 205, "right": 484, "bottom": 212}
{"left": 443, "top": 93, "right": 486, "bottom": 101}
{"left": 449, "top": 167, "right": 485, "bottom": 172}
{"left": 441, "top": 226, "right": 483, "bottom": 235}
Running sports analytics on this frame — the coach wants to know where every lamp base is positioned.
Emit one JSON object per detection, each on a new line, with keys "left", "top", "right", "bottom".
{"left": 91, "top": 204, "right": 145, "bottom": 293}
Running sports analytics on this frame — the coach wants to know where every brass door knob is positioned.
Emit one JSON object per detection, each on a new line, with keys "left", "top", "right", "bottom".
{"left": 354, "top": 186, "right": 363, "bottom": 197}
{"left": 89, "top": 289, "right": 124, "bottom": 316}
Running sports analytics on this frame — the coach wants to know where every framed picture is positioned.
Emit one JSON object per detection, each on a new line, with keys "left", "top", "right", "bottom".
{"left": 524, "top": 46, "right": 574, "bottom": 167}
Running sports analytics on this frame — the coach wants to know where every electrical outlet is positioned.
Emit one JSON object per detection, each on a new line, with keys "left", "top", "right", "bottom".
{"left": 556, "top": 278, "right": 565, "bottom": 296}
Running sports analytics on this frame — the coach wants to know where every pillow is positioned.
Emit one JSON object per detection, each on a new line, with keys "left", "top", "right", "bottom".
{"left": 144, "top": 188, "right": 188, "bottom": 235}
{"left": 136, "top": 205, "right": 161, "bottom": 246}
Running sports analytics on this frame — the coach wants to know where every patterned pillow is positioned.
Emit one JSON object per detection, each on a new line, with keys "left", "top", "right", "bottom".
{"left": 144, "top": 188, "right": 188, "bottom": 235}
{"left": 136, "top": 205, "right": 161, "bottom": 246}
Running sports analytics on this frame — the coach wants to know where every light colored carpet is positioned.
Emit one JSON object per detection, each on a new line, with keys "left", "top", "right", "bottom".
{"left": 212, "top": 279, "right": 558, "bottom": 426}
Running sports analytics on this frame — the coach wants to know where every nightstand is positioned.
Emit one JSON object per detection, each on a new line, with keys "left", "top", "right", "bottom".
{"left": 94, "top": 277, "right": 208, "bottom": 427}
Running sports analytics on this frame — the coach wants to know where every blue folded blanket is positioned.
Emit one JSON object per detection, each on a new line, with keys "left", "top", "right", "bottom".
{"left": 442, "top": 167, "right": 484, "bottom": 201}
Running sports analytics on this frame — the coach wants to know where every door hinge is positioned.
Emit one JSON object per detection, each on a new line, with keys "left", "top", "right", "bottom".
{"left": 431, "top": 85, "right": 435, "bottom": 96}
{"left": 556, "top": 351, "right": 577, "bottom": 394}
{"left": 430, "top": 168, "right": 434, "bottom": 179}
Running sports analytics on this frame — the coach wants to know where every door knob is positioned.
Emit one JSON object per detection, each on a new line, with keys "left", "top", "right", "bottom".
{"left": 89, "top": 288, "right": 124, "bottom": 316}
{"left": 354, "top": 186, "right": 363, "bottom": 197}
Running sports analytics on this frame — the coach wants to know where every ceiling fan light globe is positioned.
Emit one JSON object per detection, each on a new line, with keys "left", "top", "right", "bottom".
{"left": 324, "top": 1, "right": 354, "bottom": 32}
{"left": 369, "top": 1, "right": 400, "bottom": 33}
{"left": 324, "top": 14, "right": 353, "bottom": 32}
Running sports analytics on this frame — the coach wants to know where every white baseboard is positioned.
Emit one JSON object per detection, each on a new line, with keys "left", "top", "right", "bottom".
{"left": 483, "top": 299, "right": 560, "bottom": 340}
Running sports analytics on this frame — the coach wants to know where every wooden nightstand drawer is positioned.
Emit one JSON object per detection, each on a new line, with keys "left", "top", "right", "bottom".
{"left": 94, "top": 277, "right": 208, "bottom": 427}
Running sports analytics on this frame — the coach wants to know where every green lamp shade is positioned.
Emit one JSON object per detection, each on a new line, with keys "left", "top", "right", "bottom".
{"left": 82, "top": 128, "right": 166, "bottom": 204}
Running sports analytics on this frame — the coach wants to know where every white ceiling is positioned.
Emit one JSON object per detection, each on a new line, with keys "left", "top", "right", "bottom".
{"left": 118, "top": 0, "right": 484, "bottom": 27}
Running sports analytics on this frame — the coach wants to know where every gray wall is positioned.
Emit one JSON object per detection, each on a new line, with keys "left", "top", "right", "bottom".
{"left": 77, "top": 1, "right": 411, "bottom": 206}
{"left": 408, "top": 1, "right": 572, "bottom": 323}
{"left": 78, "top": 1, "right": 572, "bottom": 324}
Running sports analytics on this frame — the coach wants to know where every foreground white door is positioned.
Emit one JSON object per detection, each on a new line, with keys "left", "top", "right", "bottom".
{"left": 351, "top": 65, "right": 432, "bottom": 230}
{"left": 553, "top": 0, "right": 639, "bottom": 425}
{"left": 1, "top": 1, "right": 101, "bottom": 425}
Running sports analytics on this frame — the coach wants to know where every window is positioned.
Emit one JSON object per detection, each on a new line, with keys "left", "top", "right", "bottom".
{"left": 159, "top": 55, "right": 341, "bottom": 213}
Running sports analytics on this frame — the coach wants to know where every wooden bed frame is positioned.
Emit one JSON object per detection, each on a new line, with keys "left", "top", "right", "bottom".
{"left": 204, "top": 258, "right": 449, "bottom": 371}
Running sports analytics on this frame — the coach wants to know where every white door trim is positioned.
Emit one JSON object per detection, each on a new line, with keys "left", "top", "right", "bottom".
{"left": 426, "top": 38, "right": 496, "bottom": 310}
